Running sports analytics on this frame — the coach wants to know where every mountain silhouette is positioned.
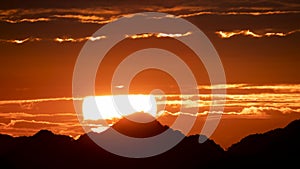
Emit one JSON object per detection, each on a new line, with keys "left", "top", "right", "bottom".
{"left": 0, "top": 114, "right": 299, "bottom": 168}
{"left": 76, "top": 113, "right": 224, "bottom": 168}
{"left": 223, "top": 119, "right": 300, "bottom": 168}
{"left": 111, "top": 112, "right": 169, "bottom": 137}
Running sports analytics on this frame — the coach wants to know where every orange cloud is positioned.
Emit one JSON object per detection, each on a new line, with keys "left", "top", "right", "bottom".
{"left": 0, "top": 112, "right": 77, "bottom": 118}
{"left": 0, "top": 97, "right": 82, "bottom": 105}
{"left": 216, "top": 30, "right": 262, "bottom": 38}
{"left": 126, "top": 32, "right": 192, "bottom": 39}
{"left": 176, "top": 10, "right": 300, "bottom": 18}
{"left": 5, "top": 119, "right": 62, "bottom": 128}
{"left": 54, "top": 36, "right": 106, "bottom": 43}
{"left": 158, "top": 105, "right": 300, "bottom": 119}
{"left": 3, "top": 18, "right": 51, "bottom": 23}
{"left": 0, "top": 8, "right": 121, "bottom": 24}
{"left": 0, "top": 38, "right": 42, "bottom": 44}
{"left": 216, "top": 29, "right": 300, "bottom": 38}
{"left": 0, "top": 4, "right": 299, "bottom": 24}
{"left": 52, "top": 14, "right": 111, "bottom": 24}
{"left": 0, "top": 36, "right": 106, "bottom": 44}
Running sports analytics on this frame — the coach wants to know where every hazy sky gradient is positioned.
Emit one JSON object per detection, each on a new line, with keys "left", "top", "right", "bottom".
{"left": 0, "top": 0, "right": 299, "bottom": 99}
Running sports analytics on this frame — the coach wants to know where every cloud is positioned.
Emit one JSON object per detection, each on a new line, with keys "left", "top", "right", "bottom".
{"left": 158, "top": 106, "right": 300, "bottom": 119}
{"left": 0, "top": 112, "right": 77, "bottom": 119}
{"left": 1, "top": 1, "right": 298, "bottom": 25}
{"left": 0, "top": 32, "right": 193, "bottom": 44}
{"left": 0, "top": 97, "right": 82, "bottom": 112}
{"left": 157, "top": 99, "right": 200, "bottom": 108}
{"left": 177, "top": 10, "right": 300, "bottom": 18}
{"left": 0, "top": 119, "right": 81, "bottom": 128}
{"left": 197, "top": 84, "right": 247, "bottom": 90}
{"left": 126, "top": 32, "right": 192, "bottom": 39}
{"left": 0, "top": 8, "right": 120, "bottom": 17}
{"left": 0, "top": 35, "right": 106, "bottom": 44}
{"left": 0, "top": 38, "right": 42, "bottom": 44}
{"left": 54, "top": 35, "right": 106, "bottom": 43}
{"left": 239, "top": 106, "right": 300, "bottom": 116}
{"left": 2, "top": 17, "right": 51, "bottom": 23}
{"left": 216, "top": 29, "right": 300, "bottom": 38}
{"left": 2, "top": 10, "right": 297, "bottom": 24}
{"left": 216, "top": 30, "right": 262, "bottom": 38}
{"left": 0, "top": 8, "right": 121, "bottom": 24}
{"left": 158, "top": 94, "right": 299, "bottom": 110}
{"left": 4, "top": 119, "right": 65, "bottom": 128}
{"left": 155, "top": 84, "right": 300, "bottom": 117}
{"left": 198, "top": 84, "right": 300, "bottom": 93}
{"left": 236, "top": 84, "right": 300, "bottom": 92}
{"left": 52, "top": 14, "right": 113, "bottom": 24}
{"left": 1, "top": 0, "right": 299, "bottom": 13}
{"left": 157, "top": 110, "right": 200, "bottom": 117}
{"left": 0, "top": 97, "right": 82, "bottom": 105}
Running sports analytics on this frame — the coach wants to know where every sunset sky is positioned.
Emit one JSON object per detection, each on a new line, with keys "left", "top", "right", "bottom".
{"left": 0, "top": 0, "right": 299, "bottom": 149}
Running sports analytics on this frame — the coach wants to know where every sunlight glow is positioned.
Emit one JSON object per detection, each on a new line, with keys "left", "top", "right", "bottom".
{"left": 82, "top": 95, "right": 157, "bottom": 120}
{"left": 126, "top": 32, "right": 192, "bottom": 39}
{"left": 215, "top": 29, "right": 300, "bottom": 39}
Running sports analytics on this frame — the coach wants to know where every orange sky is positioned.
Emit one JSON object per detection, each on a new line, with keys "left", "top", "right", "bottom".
{"left": 0, "top": 0, "right": 299, "bottom": 149}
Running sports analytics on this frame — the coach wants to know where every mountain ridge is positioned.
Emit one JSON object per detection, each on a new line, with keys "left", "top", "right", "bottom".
{"left": 0, "top": 116, "right": 299, "bottom": 168}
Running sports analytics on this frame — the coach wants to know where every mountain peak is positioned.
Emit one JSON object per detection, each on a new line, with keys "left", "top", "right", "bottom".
{"left": 111, "top": 112, "right": 169, "bottom": 138}
{"left": 120, "top": 112, "right": 156, "bottom": 123}
{"left": 33, "top": 129, "right": 55, "bottom": 138}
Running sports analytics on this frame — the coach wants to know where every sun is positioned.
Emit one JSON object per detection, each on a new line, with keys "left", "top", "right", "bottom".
{"left": 82, "top": 95, "right": 157, "bottom": 120}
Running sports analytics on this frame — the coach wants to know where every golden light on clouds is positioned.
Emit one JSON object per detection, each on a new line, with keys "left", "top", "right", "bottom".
{"left": 0, "top": 36, "right": 106, "bottom": 44}
{"left": 1, "top": 8, "right": 299, "bottom": 24}
{"left": 177, "top": 10, "right": 300, "bottom": 18}
{"left": 4, "top": 28, "right": 297, "bottom": 45}
{"left": 216, "top": 29, "right": 300, "bottom": 38}
{"left": 54, "top": 36, "right": 106, "bottom": 43}
{"left": 126, "top": 32, "right": 192, "bottom": 39}
{"left": 0, "top": 38, "right": 42, "bottom": 44}
{"left": 3, "top": 17, "right": 51, "bottom": 23}
{"left": 0, "top": 84, "right": 300, "bottom": 138}
{"left": 52, "top": 14, "right": 117, "bottom": 24}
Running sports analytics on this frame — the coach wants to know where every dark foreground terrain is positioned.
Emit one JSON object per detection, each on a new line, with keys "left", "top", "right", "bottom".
{"left": 1, "top": 114, "right": 299, "bottom": 169}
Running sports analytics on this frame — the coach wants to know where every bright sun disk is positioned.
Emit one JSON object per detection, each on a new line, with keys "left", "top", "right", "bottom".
{"left": 82, "top": 95, "right": 157, "bottom": 120}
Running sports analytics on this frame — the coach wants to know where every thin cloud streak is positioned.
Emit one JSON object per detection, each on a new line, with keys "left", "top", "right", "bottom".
{"left": 216, "top": 29, "right": 300, "bottom": 38}
{"left": 0, "top": 32, "right": 192, "bottom": 44}
{"left": 52, "top": 14, "right": 120, "bottom": 24}
{"left": 0, "top": 8, "right": 121, "bottom": 24}
{"left": 2, "top": 10, "right": 298, "bottom": 24}
{"left": 1, "top": 6, "right": 299, "bottom": 24}
{"left": 177, "top": 10, "right": 300, "bottom": 18}
{"left": 0, "top": 36, "right": 106, "bottom": 44}
{"left": 0, "top": 38, "right": 42, "bottom": 44}
{"left": 5, "top": 119, "right": 64, "bottom": 128}
{"left": 158, "top": 106, "right": 300, "bottom": 119}
{"left": 126, "top": 32, "right": 192, "bottom": 39}
{"left": 0, "top": 8, "right": 120, "bottom": 16}
{"left": 54, "top": 35, "right": 106, "bottom": 43}
{"left": 0, "top": 112, "right": 77, "bottom": 118}
{"left": 0, "top": 97, "right": 82, "bottom": 105}
{"left": 2, "top": 17, "right": 51, "bottom": 23}
{"left": 198, "top": 84, "right": 300, "bottom": 92}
